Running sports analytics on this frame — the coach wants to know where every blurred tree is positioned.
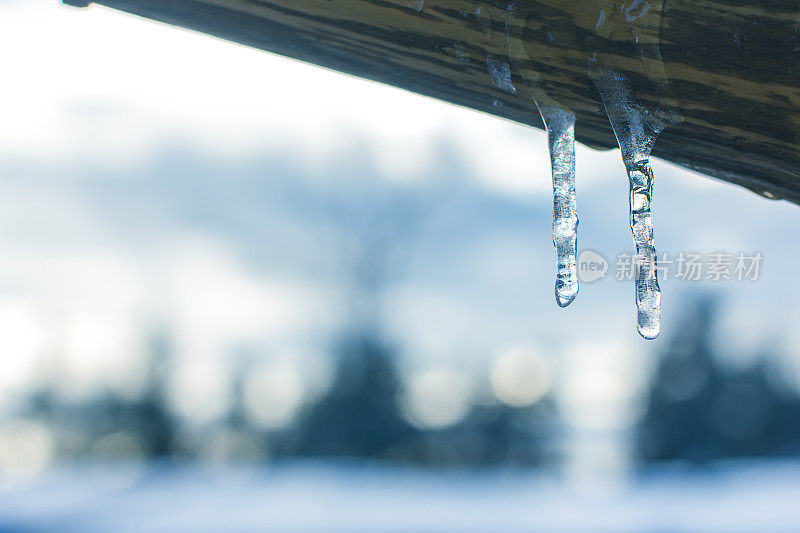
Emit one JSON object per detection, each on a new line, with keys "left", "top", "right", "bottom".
{"left": 276, "top": 334, "right": 419, "bottom": 459}
{"left": 21, "top": 325, "right": 177, "bottom": 460}
{"left": 272, "top": 329, "right": 557, "bottom": 466}
{"left": 637, "top": 296, "right": 800, "bottom": 463}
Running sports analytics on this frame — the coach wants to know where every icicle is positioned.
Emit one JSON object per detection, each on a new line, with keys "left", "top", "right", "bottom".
{"left": 497, "top": 8, "right": 579, "bottom": 307}
{"left": 540, "top": 106, "right": 579, "bottom": 307}
{"left": 591, "top": 67, "right": 664, "bottom": 339}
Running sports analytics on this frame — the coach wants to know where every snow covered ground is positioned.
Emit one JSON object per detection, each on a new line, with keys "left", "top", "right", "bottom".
{"left": 0, "top": 460, "right": 799, "bottom": 533}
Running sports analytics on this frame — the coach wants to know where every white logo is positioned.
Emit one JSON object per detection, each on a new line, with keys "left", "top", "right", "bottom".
{"left": 578, "top": 249, "right": 608, "bottom": 283}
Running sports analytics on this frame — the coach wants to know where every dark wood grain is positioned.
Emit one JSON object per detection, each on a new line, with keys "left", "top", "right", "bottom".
{"left": 67, "top": 0, "right": 800, "bottom": 203}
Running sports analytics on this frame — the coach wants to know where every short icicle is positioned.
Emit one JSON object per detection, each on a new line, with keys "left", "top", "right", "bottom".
{"left": 591, "top": 67, "right": 664, "bottom": 339}
{"left": 497, "top": 8, "right": 580, "bottom": 307}
{"left": 541, "top": 106, "right": 579, "bottom": 307}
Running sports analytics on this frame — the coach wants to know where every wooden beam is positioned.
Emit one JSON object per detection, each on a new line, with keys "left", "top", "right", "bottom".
{"left": 69, "top": 0, "right": 800, "bottom": 203}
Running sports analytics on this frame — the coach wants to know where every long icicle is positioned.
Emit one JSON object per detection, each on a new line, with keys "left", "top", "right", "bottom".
{"left": 541, "top": 106, "right": 579, "bottom": 307}
{"left": 627, "top": 160, "right": 660, "bottom": 339}
{"left": 591, "top": 67, "right": 663, "bottom": 339}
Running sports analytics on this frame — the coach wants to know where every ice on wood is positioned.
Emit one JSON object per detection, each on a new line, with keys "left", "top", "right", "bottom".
{"left": 486, "top": 55, "right": 517, "bottom": 95}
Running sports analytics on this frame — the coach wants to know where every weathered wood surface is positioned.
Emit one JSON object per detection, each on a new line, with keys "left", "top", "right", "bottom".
{"left": 68, "top": 0, "right": 800, "bottom": 203}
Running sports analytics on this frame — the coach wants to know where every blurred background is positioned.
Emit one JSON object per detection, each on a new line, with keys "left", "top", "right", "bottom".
{"left": 2, "top": 1, "right": 800, "bottom": 531}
